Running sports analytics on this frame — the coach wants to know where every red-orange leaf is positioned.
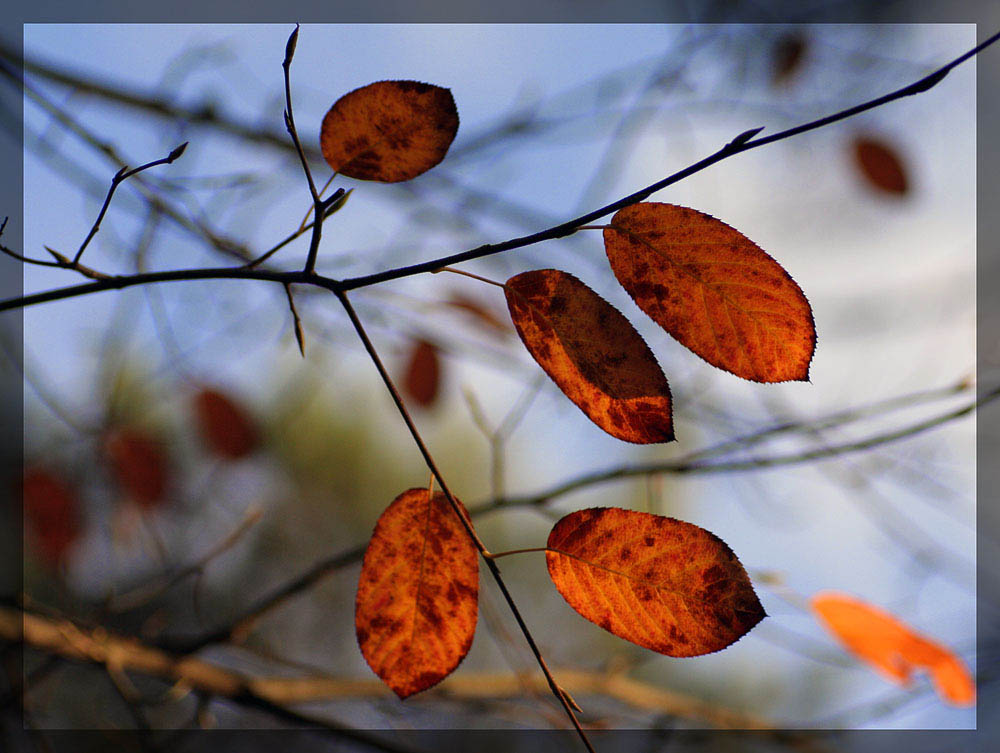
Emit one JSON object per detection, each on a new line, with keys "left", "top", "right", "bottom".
{"left": 852, "top": 136, "right": 909, "bottom": 195}
{"left": 604, "top": 202, "right": 815, "bottom": 383}
{"left": 22, "top": 466, "right": 81, "bottom": 568}
{"left": 504, "top": 269, "right": 673, "bottom": 444}
{"left": 403, "top": 338, "right": 441, "bottom": 408}
{"left": 546, "top": 508, "right": 765, "bottom": 656}
{"left": 192, "top": 387, "right": 259, "bottom": 460}
{"left": 320, "top": 80, "right": 459, "bottom": 183}
{"left": 356, "top": 488, "right": 478, "bottom": 698}
{"left": 811, "top": 591, "right": 975, "bottom": 706}
{"left": 103, "top": 428, "right": 168, "bottom": 508}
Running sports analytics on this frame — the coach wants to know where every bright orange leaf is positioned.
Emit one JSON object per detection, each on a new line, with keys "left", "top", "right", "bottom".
{"left": 103, "top": 428, "right": 168, "bottom": 508}
{"left": 403, "top": 338, "right": 441, "bottom": 408}
{"left": 852, "top": 135, "right": 909, "bottom": 195}
{"left": 356, "top": 488, "right": 478, "bottom": 699}
{"left": 504, "top": 269, "right": 673, "bottom": 444}
{"left": 192, "top": 387, "right": 259, "bottom": 460}
{"left": 811, "top": 591, "right": 975, "bottom": 706}
{"left": 320, "top": 80, "right": 459, "bottom": 183}
{"left": 22, "top": 466, "right": 81, "bottom": 568}
{"left": 603, "top": 202, "right": 815, "bottom": 383}
{"left": 546, "top": 507, "right": 765, "bottom": 656}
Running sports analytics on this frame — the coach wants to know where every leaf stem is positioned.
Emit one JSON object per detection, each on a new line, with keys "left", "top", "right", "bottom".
{"left": 484, "top": 547, "right": 549, "bottom": 559}
{"left": 433, "top": 266, "right": 506, "bottom": 288}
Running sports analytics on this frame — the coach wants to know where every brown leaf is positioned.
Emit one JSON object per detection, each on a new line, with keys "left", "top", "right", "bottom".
{"left": 852, "top": 136, "right": 909, "bottom": 195}
{"left": 504, "top": 269, "right": 673, "bottom": 444}
{"left": 103, "top": 428, "right": 168, "bottom": 508}
{"left": 356, "top": 488, "right": 478, "bottom": 698}
{"left": 22, "top": 466, "right": 81, "bottom": 568}
{"left": 604, "top": 202, "right": 815, "bottom": 383}
{"left": 320, "top": 80, "right": 459, "bottom": 183}
{"left": 192, "top": 387, "right": 259, "bottom": 460}
{"left": 546, "top": 507, "right": 765, "bottom": 657}
{"left": 403, "top": 338, "right": 441, "bottom": 408}
{"left": 811, "top": 592, "right": 975, "bottom": 706}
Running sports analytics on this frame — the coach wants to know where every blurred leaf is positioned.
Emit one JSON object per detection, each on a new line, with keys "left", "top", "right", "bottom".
{"left": 320, "top": 80, "right": 459, "bottom": 182}
{"left": 771, "top": 32, "right": 807, "bottom": 86}
{"left": 852, "top": 135, "right": 909, "bottom": 195}
{"left": 103, "top": 427, "right": 168, "bottom": 508}
{"left": 811, "top": 591, "right": 975, "bottom": 706}
{"left": 22, "top": 466, "right": 81, "bottom": 568}
{"left": 444, "top": 291, "right": 513, "bottom": 338}
{"left": 546, "top": 507, "right": 765, "bottom": 656}
{"left": 403, "top": 338, "right": 441, "bottom": 408}
{"left": 504, "top": 269, "right": 673, "bottom": 444}
{"left": 192, "top": 386, "right": 259, "bottom": 460}
{"left": 356, "top": 488, "right": 478, "bottom": 698}
{"left": 604, "top": 202, "right": 815, "bottom": 383}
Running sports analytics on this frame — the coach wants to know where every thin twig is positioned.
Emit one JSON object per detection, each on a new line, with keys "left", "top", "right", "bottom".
{"left": 283, "top": 283, "right": 306, "bottom": 357}
{"left": 73, "top": 142, "right": 187, "bottom": 265}
{"left": 334, "top": 289, "right": 595, "bottom": 752}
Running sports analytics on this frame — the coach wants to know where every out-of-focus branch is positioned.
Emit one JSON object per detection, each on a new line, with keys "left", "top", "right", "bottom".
{"left": 495, "top": 387, "right": 991, "bottom": 511}
{"left": 1, "top": 605, "right": 773, "bottom": 730}
{"left": 161, "top": 378, "right": 983, "bottom": 655}
{"left": 0, "top": 607, "right": 427, "bottom": 753}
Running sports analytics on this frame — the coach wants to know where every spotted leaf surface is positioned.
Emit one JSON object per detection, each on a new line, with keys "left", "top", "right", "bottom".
{"left": 546, "top": 507, "right": 765, "bottom": 657}
{"left": 356, "top": 488, "right": 478, "bottom": 699}
{"left": 320, "top": 80, "right": 459, "bottom": 182}
{"left": 504, "top": 269, "right": 673, "bottom": 444}
{"left": 604, "top": 202, "right": 815, "bottom": 383}
{"left": 812, "top": 592, "right": 975, "bottom": 706}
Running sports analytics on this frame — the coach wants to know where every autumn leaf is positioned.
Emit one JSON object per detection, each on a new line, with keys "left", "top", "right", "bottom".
{"left": 545, "top": 507, "right": 765, "bottom": 656}
{"left": 22, "top": 466, "right": 81, "bottom": 568}
{"left": 504, "top": 269, "right": 673, "bottom": 444}
{"left": 356, "top": 488, "right": 478, "bottom": 698}
{"left": 603, "top": 202, "right": 815, "bottom": 383}
{"left": 192, "top": 387, "right": 259, "bottom": 460}
{"left": 320, "top": 80, "right": 459, "bottom": 183}
{"left": 403, "top": 338, "right": 441, "bottom": 408}
{"left": 103, "top": 428, "right": 168, "bottom": 508}
{"left": 811, "top": 591, "right": 975, "bottom": 706}
{"left": 852, "top": 135, "right": 909, "bottom": 195}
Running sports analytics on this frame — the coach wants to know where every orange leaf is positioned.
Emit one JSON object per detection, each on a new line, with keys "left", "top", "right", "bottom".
{"left": 22, "top": 466, "right": 81, "bottom": 568}
{"left": 504, "top": 269, "right": 673, "bottom": 444}
{"left": 852, "top": 135, "right": 909, "bottom": 196}
{"left": 546, "top": 507, "right": 765, "bottom": 656}
{"left": 320, "top": 80, "right": 459, "bottom": 183}
{"left": 603, "top": 202, "right": 815, "bottom": 383}
{"left": 192, "top": 387, "right": 259, "bottom": 460}
{"left": 403, "top": 338, "right": 441, "bottom": 408}
{"left": 811, "top": 591, "right": 975, "bottom": 706}
{"left": 356, "top": 488, "right": 478, "bottom": 698}
{"left": 103, "top": 428, "right": 168, "bottom": 508}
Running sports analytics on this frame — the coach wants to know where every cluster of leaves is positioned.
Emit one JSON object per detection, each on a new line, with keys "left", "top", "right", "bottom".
{"left": 312, "top": 76, "right": 969, "bottom": 708}
{"left": 22, "top": 386, "right": 258, "bottom": 569}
